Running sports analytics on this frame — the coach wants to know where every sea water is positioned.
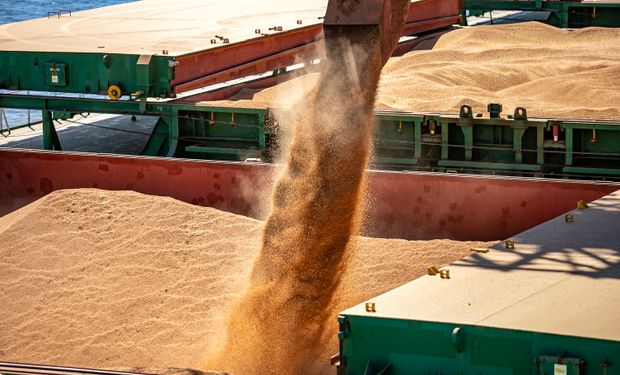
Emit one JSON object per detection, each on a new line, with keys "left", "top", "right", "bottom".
{"left": 0, "top": 0, "right": 135, "bottom": 127}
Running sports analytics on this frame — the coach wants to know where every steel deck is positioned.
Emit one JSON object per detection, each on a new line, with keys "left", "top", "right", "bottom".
{"left": 342, "top": 190, "right": 620, "bottom": 341}
{"left": 0, "top": 0, "right": 461, "bottom": 97}
{"left": 0, "top": 0, "right": 326, "bottom": 56}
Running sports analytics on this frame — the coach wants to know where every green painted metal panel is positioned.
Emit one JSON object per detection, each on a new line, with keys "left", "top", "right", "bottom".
{"left": 373, "top": 118, "right": 420, "bottom": 167}
{"left": 563, "top": 166, "right": 620, "bottom": 176}
{"left": 439, "top": 160, "right": 542, "bottom": 171}
{"left": 338, "top": 315, "right": 620, "bottom": 375}
{"left": 0, "top": 93, "right": 618, "bottom": 179}
{"left": 0, "top": 52, "right": 174, "bottom": 97}
{"left": 44, "top": 63, "right": 67, "bottom": 87}
{"left": 462, "top": 0, "right": 620, "bottom": 28}
{"left": 538, "top": 356, "right": 584, "bottom": 375}
{"left": 374, "top": 157, "right": 418, "bottom": 167}
{"left": 184, "top": 145, "right": 262, "bottom": 158}
{"left": 175, "top": 109, "right": 269, "bottom": 160}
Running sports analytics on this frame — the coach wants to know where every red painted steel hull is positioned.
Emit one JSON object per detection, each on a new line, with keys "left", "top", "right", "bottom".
{"left": 1, "top": 148, "right": 616, "bottom": 241}
{"left": 402, "top": 0, "right": 462, "bottom": 34}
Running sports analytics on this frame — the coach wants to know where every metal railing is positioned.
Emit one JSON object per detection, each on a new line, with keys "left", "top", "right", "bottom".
{"left": 47, "top": 9, "right": 72, "bottom": 18}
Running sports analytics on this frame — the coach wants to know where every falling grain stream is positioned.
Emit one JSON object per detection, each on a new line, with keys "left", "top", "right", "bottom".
{"left": 211, "top": 2, "right": 410, "bottom": 374}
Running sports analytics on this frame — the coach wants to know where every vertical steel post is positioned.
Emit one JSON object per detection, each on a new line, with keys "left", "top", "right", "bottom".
{"left": 536, "top": 125, "right": 544, "bottom": 165}
{"left": 513, "top": 127, "right": 527, "bottom": 164}
{"left": 441, "top": 120, "right": 449, "bottom": 160}
{"left": 258, "top": 111, "right": 266, "bottom": 149}
{"left": 42, "top": 111, "right": 54, "bottom": 150}
{"left": 42, "top": 110, "right": 62, "bottom": 150}
{"left": 414, "top": 119, "right": 422, "bottom": 160}
{"left": 561, "top": 2, "right": 570, "bottom": 28}
{"left": 460, "top": 8, "right": 469, "bottom": 26}
{"left": 460, "top": 125, "right": 474, "bottom": 161}
{"left": 166, "top": 109, "right": 180, "bottom": 157}
{"left": 565, "top": 124, "right": 573, "bottom": 166}
{"left": 27, "top": 91, "right": 31, "bottom": 125}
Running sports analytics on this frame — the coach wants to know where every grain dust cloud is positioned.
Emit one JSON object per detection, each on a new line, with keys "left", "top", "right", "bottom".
{"left": 210, "top": 1, "right": 410, "bottom": 374}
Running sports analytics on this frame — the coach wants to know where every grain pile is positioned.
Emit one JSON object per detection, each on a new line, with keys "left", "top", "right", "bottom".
{"left": 210, "top": 2, "right": 411, "bottom": 374}
{"left": 209, "top": 22, "right": 620, "bottom": 119}
{"left": 0, "top": 189, "right": 492, "bottom": 373}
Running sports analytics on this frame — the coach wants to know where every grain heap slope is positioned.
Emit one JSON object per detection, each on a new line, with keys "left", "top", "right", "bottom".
{"left": 207, "top": 22, "right": 620, "bottom": 119}
{"left": 0, "top": 189, "right": 491, "bottom": 373}
{"left": 380, "top": 22, "right": 620, "bottom": 118}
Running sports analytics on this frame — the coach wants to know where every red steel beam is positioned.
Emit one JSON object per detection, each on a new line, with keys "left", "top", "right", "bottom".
{"left": 174, "top": 68, "right": 313, "bottom": 103}
{"left": 406, "top": 0, "right": 462, "bottom": 22}
{"left": 401, "top": 15, "right": 461, "bottom": 35}
{"left": 172, "top": 26, "right": 324, "bottom": 94}
{"left": 171, "top": 0, "right": 462, "bottom": 95}
{"left": 177, "top": 25, "right": 452, "bottom": 103}
{"left": 174, "top": 40, "right": 323, "bottom": 94}
{"left": 1, "top": 148, "right": 616, "bottom": 241}
{"left": 176, "top": 27, "right": 446, "bottom": 104}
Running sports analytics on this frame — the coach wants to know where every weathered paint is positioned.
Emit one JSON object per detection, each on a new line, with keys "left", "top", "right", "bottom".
{"left": 0, "top": 148, "right": 617, "bottom": 240}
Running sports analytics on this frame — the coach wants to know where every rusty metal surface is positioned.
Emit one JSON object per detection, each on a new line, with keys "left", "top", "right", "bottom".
{"left": 1, "top": 148, "right": 617, "bottom": 240}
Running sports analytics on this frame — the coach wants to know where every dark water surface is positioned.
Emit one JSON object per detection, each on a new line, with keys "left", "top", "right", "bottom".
{"left": 0, "top": 0, "right": 135, "bottom": 127}
{"left": 0, "top": 0, "right": 135, "bottom": 25}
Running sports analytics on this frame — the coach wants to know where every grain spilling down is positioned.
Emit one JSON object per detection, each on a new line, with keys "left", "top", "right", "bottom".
{"left": 0, "top": 189, "right": 493, "bottom": 374}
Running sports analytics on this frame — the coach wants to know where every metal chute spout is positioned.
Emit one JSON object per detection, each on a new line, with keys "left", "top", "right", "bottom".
{"left": 323, "top": 0, "right": 411, "bottom": 65}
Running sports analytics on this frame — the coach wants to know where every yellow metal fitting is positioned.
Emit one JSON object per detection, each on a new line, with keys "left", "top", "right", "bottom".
{"left": 130, "top": 90, "right": 144, "bottom": 99}
{"left": 107, "top": 85, "right": 122, "bottom": 101}
{"left": 470, "top": 247, "right": 490, "bottom": 253}
{"left": 565, "top": 213, "right": 575, "bottom": 222}
{"left": 231, "top": 112, "right": 235, "bottom": 127}
{"left": 427, "top": 266, "right": 440, "bottom": 276}
{"left": 505, "top": 240, "right": 515, "bottom": 249}
{"left": 591, "top": 129, "right": 597, "bottom": 144}
{"left": 209, "top": 112, "right": 215, "bottom": 126}
{"left": 397, "top": 120, "right": 404, "bottom": 134}
{"left": 365, "top": 302, "right": 376, "bottom": 313}
{"left": 440, "top": 269, "right": 451, "bottom": 279}
{"left": 577, "top": 200, "right": 589, "bottom": 209}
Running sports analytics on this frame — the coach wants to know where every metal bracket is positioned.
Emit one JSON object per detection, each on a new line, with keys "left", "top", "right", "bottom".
{"left": 452, "top": 327, "right": 464, "bottom": 352}
{"left": 42, "top": 111, "right": 62, "bottom": 151}
{"left": 136, "top": 55, "right": 153, "bottom": 112}
{"left": 460, "top": 105, "right": 474, "bottom": 119}
{"left": 488, "top": 103, "right": 503, "bottom": 119}
{"left": 514, "top": 107, "right": 528, "bottom": 121}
